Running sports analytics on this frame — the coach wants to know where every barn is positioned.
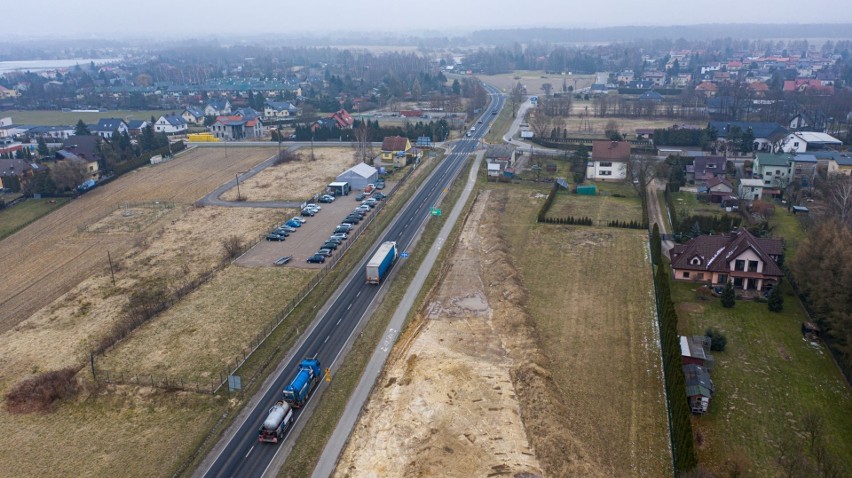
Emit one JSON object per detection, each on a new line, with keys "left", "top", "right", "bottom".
{"left": 336, "top": 162, "right": 378, "bottom": 190}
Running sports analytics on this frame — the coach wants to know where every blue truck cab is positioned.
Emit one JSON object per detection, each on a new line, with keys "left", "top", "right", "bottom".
{"left": 282, "top": 358, "right": 321, "bottom": 408}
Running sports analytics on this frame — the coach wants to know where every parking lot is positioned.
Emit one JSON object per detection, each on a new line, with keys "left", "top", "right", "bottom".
{"left": 235, "top": 189, "right": 388, "bottom": 269}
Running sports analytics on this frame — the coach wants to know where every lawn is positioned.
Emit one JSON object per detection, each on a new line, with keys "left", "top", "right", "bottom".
{"left": 768, "top": 208, "right": 807, "bottom": 260}
{"left": 5, "top": 109, "right": 174, "bottom": 126}
{"left": 0, "top": 197, "right": 69, "bottom": 240}
{"left": 670, "top": 191, "right": 731, "bottom": 218}
{"left": 546, "top": 189, "right": 643, "bottom": 224}
{"left": 485, "top": 101, "right": 516, "bottom": 143}
{"left": 671, "top": 281, "right": 852, "bottom": 476}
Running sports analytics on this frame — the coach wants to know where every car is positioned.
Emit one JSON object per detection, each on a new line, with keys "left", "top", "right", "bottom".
{"left": 336, "top": 224, "right": 353, "bottom": 232}
{"left": 364, "top": 198, "right": 378, "bottom": 206}
{"left": 355, "top": 205, "right": 371, "bottom": 213}
{"left": 326, "top": 237, "right": 343, "bottom": 245}
{"left": 477, "top": 119, "right": 483, "bottom": 124}
{"left": 375, "top": 180, "right": 385, "bottom": 190}
{"left": 330, "top": 233, "right": 348, "bottom": 241}
{"left": 341, "top": 219, "right": 359, "bottom": 226}
{"left": 372, "top": 192, "right": 386, "bottom": 200}
{"left": 318, "top": 195, "right": 335, "bottom": 203}
{"left": 348, "top": 211, "right": 365, "bottom": 218}
{"left": 315, "top": 249, "right": 332, "bottom": 257}
{"left": 465, "top": 132, "right": 472, "bottom": 137}
{"left": 285, "top": 219, "right": 302, "bottom": 228}
{"left": 266, "top": 233, "right": 286, "bottom": 241}
{"left": 290, "top": 217, "right": 307, "bottom": 224}
{"left": 277, "top": 225, "right": 297, "bottom": 233}
{"left": 492, "top": 110, "right": 498, "bottom": 115}
{"left": 306, "top": 254, "right": 326, "bottom": 264}
{"left": 271, "top": 229, "right": 290, "bottom": 237}
{"left": 321, "top": 241, "right": 338, "bottom": 250}
{"left": 301, "top": 209, "right": 316, "bottom": 217}
{"left": 305, "top": 203, "right": 321, "bottom": 211}
{"left": 355, "top": 193, "right": 365, "bottom": 201}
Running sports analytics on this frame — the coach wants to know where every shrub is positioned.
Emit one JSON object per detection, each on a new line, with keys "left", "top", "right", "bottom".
{"left": 768, "top": 285, "right": 784, "bottom": 312}
{"left": 720, "top": 281, "right": 736, "bottom": 308}
{"left": 5, "top": 367, "right": 79, "bottom": 414}
{"left": 222, "top": 235, "right": 245, "bottom": 261}
{"left": 705, "top": 328, "right": 727, "bottom": 352}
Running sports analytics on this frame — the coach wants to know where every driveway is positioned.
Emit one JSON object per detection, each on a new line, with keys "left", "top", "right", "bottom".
{"left": 197, "top": 146, "right": 304, "bottom": 208}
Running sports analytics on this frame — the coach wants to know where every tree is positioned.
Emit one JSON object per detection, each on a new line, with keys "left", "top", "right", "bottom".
{"left": 36, "top": 137, "right": 49, "bottom": 157}
{"left": 721, "top": 281, "right": 736, "bottom": 308}
{"left": 813, "top": 174, "right": 852, "bottom": 228}
{"left": 651, "top": 223, "right": 662, "bottom": 265}
{"left": 705, "top": 328, "right": 727, "bottom": 351}
{"left": 74, "top": 119, "right": 90, "bottom": 136}
{"left": 451, "top": 79, "right": 461, "bottom": 95}
{"left": 768, "top": 285, "right": 784, "bottom": 312}
{"left": 541, "top": 82, "right": 553, "bottom": 96}
{"left": 604, "top": 119, "right": 621, "bottom": 140}
{"left": 411, "top": 78, "right": 422, "bottom": 102}
{"left": 528, "top": 109, "right": 552, "bottom": 139}
{"left": 509, "top": 82, "right": 524, "bottom": 118}
{"left": 626, "top": 154, "right": 657, "bottom": 197}
{"left": 50, "top": 158, "right": 88, "bottom": 192}
{"left": 352, "top": 122, "right": 374, "bottom": 164}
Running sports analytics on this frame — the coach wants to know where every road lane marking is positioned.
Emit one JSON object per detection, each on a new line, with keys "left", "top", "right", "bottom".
{"left": 356, "top": 290, "right": 362, "bottom": 297}
{"left": 347, "top": 303, "right": 352, "bottom": 310}
{"left": 324, "top": 335, "right": 330, "bottom": 344}
{"left": 246, "top": 446, "right": 254, "bottom": 458}
{"left": 337, "top": 318, "right": 342, "bottom": 325}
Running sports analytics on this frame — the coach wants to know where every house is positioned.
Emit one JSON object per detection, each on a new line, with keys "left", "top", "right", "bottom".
{"left": 381, "top": 136, "right": 413, "bottom": 166}
{"left": 642, "top": 71, "right": 666, "bottom": 86}
{"left": 181, "top": 106, "right": 206, "bottom": 125}
{"left": 263, "top": 101, "right": 300, "bottom": 120}
{"left": 709, "top": 121, "right": 789, "bottom": 152}
{"left": 484, "top": 145, "right": 516, "bottom": 177}
{"left": 692, "top": 156, "right": 727, "bottom": 184}
{"left": 827, "top": 154, "right": 852, "bottom": 176}
{"left": 335, "top": 162, "right": 378, "bottom": 190}
{"left": 329, "top": 109, "right": 354, "bottom": 129}
{"left": 126, "top": 120, "right": 149, "bottom": 137}
{"left": 25, "top": 125, "right": 75, "bottom": 140}
{"left": 683, "top": 364, "right": 714, "bottom": 415}
{"left": 0, "top": 158, "right": 33, "bottom": 190}
{"left": 56, "top": 136, "right": 101, "bottom": 180}
{"left": 204, "top": 99, "right": 232, "bottom": 117}
{"left": 706, "top": 177, "right": 735, "bottom": 203}
{"left": 783, "top": 78, "right": 834, "bottom": 95}
{"left": 586, "top": 140, "right": 630, "bottom": 181}
{"left": 788, "top": 112, "right": 812, "bottom": 130}
{"left": 790, "top": 154, "right": 818, "bottom": 188}
{"left": 753, "top": 153, "right": 794, "bottom": 189}
{"left": 399, "top": 110, "right": 423, "bottom": 118}
{"left": 90, "top": 118, "right": 128, "bottom": 139}
{"left": 209, "top": 115, "right": 263, "bottom": 141}
{"left": 779, "top": 132, "right": 842, "bottom": 153}
{"left": 670, "top": 229, "right": 784, "bottom": 292}
{"left": 154, "top": 115, "right": 188, "bottom": 135}
{"left": 617, "top": 69, "right": 635, "bottom": 83}
{"left": 695, "top": 82, "right": 718, "bottom": 97}
{"left": 680, "top": 336, "right": 714, "bottom": 369}
{"left": 0, "top": 85, "right": 19, "bottom": 99}
{"left": 738, "top": 178, "right": 765, "bottom": 201}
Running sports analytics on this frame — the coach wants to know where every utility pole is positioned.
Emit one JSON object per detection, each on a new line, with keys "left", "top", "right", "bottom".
{"left": 235, "top": 173, "right": 241, "bottom": 200}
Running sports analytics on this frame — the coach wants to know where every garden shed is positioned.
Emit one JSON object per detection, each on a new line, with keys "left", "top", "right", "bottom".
{"left": 576, "top": 184, "right": 597, "bottom": 195}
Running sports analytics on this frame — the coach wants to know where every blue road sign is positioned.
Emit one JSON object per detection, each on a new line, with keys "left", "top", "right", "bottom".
{"left": 400, "top": 252, "right": 410, "bottom": 258}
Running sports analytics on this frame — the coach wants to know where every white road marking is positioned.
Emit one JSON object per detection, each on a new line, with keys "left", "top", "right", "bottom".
{"left": 324, "top": 335, "right": 330, "bottom": 344}
{"left": 347, "top": 303, "right": 352, "bottom": 310}
{"left": 356, "top": 290, "right": 362, "bottom": 297}
{"left": 245, "top": 446, "right": 254, "bottom": 458}
{"left": 337, "top": 318, "right": 342, "bottom": 325}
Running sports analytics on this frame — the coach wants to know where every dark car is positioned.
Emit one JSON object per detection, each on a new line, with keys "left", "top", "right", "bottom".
{"left": 315, "top": 249, "right": 332, "bottom": 257}
{"left": 271, "top": 229, "right": 290, "bottom": 237}
{"left": 335, "top": 225, "right": 353, "bottom": 233}
{"left": 355, "top": 193, "right": 365, "bottom": 201}
{"left": 321, "top": 241, "right": 339, "bottom": 250}
{"left": 306, "top": 254, "right": 326, "bottom": 264}
{"left": 277, "top": 225, "right": 297, "bottom": 233}
{"left": 342, "top": 216, "right": 360, "bottom": 224}
{"left": 326, "top": 237, "right": 343, "bottom": 245}
{"left": 301, "top": 208, "right": 316, "bottom": 217}
{"left": 265, "top": 233, "right": 286, "bottom": 241}
{"left": 372, "top": 192, "right": 386, "bottom": 200}
{"left": 318, "top": 194, "right": 335, "bottom": 203}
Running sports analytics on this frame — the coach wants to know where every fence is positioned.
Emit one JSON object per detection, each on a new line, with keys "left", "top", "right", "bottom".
{"left": 92, "top": 163, "right": 418, "bottom": 395}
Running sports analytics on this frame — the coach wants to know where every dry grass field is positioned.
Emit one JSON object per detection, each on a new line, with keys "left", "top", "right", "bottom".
{"left": 480, "top": 70, "right": 596, "bottom": 94}
{"left": 219, "top": 147, "right": 361, "bottom": 201}
{"left": 546, "top": 190, "right": 644, "bottom": 224}
{"left": 0, "top": 147, "right": 275, "bottom": 333}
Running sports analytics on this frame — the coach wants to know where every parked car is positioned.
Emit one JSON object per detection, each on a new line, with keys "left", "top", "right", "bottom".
{"left": 271, "top": 229, "right": 290, "bottom": 237}
{"left": 355, "top": 193, "right": 365, "bottom": 201}
{"left": 344, "top": 215, "right": 361, "bottom": 223}
{"left": 335, "top": 224, "right": 353, "bottom": 232}
{"left": 375, "top": 179, "right": 385, "bottom": 190}
{"left": 326, "top": 237, "right": 343, "bottom": 245}
{"left": 372, "top": 192, "right": 386, "bottom": 200}
{"left": 364, "top": 198, "right": 378, "bottom": 207}
{"left": 301, "top": 209, "right": 316, "bottom": 217}
{"left": 307, "top": 254, "right": 326, "bottom": 264}
{"left": 315, "top": 249, "right": 332, "bottom": 257}
{"left": 266, "top": 233, "right": 286, "bottom": 241}
{"left": 330, "top": 233, "right": 348, "bottom": 241}
{"left": 305, "top": 203, "right": 321, "bottom": 211}
{"left": 285, "top": 219, "right": 302, "bottom": 228}
{"left": 290, "top": 217, "right": 307, "bottom": 224}
{"left": 277, "top": 225, "right": 297, "bottom": 233}
{"left": 355, "top": 205, "right": 371, "bottom": 213}
{"left": 321, "top": 241, "right": 338, "bottom": 250}
{"left": 318, "top": 195, "right": 335, "bottom": 203}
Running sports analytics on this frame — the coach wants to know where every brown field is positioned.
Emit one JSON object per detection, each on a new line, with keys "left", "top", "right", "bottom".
{"left": 336, "top": 184, "right": 671, "bottom": 477}
{"left": 480, "top": 70, "right": 596, "bottom": 95}
{"left": 219, "top": 147, "right": 361, "bottom": 201}
{"left": 0, "top": 147, "right": 275, "bottom": 333}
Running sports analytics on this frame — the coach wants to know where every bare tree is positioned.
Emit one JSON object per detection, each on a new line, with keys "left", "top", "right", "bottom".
{"left": 541, "top": 82, "right": 553, "bottom": 96}
{"left": 352, "top": 122, "right": 374, "bottom": 164}
{"left": 801, "top": 410, "right": 825, "bottom": 453}
{"left": 50, "top": 158, "right": 88, "bottom": 192}
{"left": 813, "top": 174, "right": 852, "bottom": 228}
{"left": 626, "top": 154, "right": 657, "bottom": 197}
{"left": 509, "top": 82, "right": 524, "bottom": 118}
{"left": 221, "top": 235, "right": 244, "bottom": 262}
{"left": 528, "top": 108, "right": 552, "bottom": 139}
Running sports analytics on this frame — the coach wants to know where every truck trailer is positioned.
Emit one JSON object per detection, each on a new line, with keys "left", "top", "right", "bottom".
{"left": 258, "top": 400, "right": 293, "bottom": 444}
{"left": 365, "top": 241, "right": 398, "bottom": 285}
{"left": 282, "top": 358, "right": 321, "bottom": 408}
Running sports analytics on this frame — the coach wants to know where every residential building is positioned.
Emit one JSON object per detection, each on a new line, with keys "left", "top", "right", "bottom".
{"left": 209, "top": 115, "right": 263, "bottom": 141}
{"left": 642, "top": 71, "right": 666, "bottom": 86}
{"left": 738, "top": 178, "right": 765, "bottom": 201}
{"left": 380, "top": 136, "right": 413, "bottom": 166}
{"left": 25, "top": 125, "right": 75, "bottom": 140}
{"left": 705, "top": 177, "right": 735, "bottom": 203}
{"left": 826, "top": 154, "right": 852, "bottom": 176}
{"left": 779, "top": 132, "right": 842, "bottom": 153}
{"left": 90, "top": 118, "right": 128, "bottom": 139}
{"left": 753, "top": 153, "right": 793, "bottom": 189}
{"left": 670, "top": 229, "right": 784, "bottom": 291}
{"left": 692, "top": 156, "right": 727, "bottom": 184}
{"left": 790, "top": 154, "right": 818, "bottom": 188}
{"left": 263, "top": 101, "right": 300, "bottom": 119}
{"left": 56, "top": 136, "right": 101, "bottom": 180}
{"left": 126, "top": 120, "right": 149, "bottom": 137}
{"left": 181, "top": 106, "right": 205, "bottom": 125}
{"left": 695, "top": 82, "right": 718, "bottom": 97}
{"left": 484, "top": 145, "right": 516, "bottom": 177}
{"left": 335, "top": 162, "right": 378, "bottom": 190}
{"left": 154, "top": 115, "right": 188, "bottom": 135}
{"left": 204, "top": 99, "right": 232, "bottom": 117}
{"left": 329, "top": 109, "right": 354, "bottom": 129}
{"left": 709, "top": 121, "right": 789, "bottom": 152}
{"left": 586, "top": 140, "right": 630, "bottom": 181}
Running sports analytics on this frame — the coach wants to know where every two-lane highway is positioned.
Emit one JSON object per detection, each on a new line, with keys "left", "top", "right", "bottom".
{"left": 200, "top": 85, "right": 505, "bottom": 478}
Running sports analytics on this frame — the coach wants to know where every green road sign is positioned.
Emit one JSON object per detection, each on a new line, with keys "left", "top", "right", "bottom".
{"left": 430, "top": 207, "right": 442, "bottom": 216}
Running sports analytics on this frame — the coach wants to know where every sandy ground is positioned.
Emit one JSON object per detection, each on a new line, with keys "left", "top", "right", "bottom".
{"left": 219, "top": 147, "right": 362, "bottom": 202}
{"left": 335, "top": 190, "right": 543, "bottom": 478}
{"left": 0, "top": 147, "right": 275, "bottom": 333}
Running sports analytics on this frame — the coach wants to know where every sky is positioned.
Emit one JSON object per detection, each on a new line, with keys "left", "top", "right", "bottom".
{"left": 6, "top": 0, "right": 852, "bottom": 39}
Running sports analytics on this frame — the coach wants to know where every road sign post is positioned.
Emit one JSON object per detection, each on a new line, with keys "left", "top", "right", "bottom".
{"left": 430, "top": 207, "right": 442, "bottom": 216}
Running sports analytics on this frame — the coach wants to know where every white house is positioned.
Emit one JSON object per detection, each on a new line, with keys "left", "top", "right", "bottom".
{"left": 586, "top": 140, "right": 630, "bottom": 181}
{"left": 182, "top": 106, "right": 205, "bottom": 125}
{"left": 204, "top": 99, "right": 231, "bottom": 117}
{"left": 263, "top": 101, "right": 300, "bottom": 120}
{"left": 738, "top": 178, "right": 765, "bottom": 201}
{"left": 780, "top": 132, "right": 842, "bottom": 153}
{"left": 90, "top": 118, "right": 128, "bottom": 139}
{"left": 154, "top": 115, "right": 188, "bottom": 135}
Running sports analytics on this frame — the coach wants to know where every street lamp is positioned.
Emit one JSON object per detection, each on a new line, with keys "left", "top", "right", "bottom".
{"left": 235, "top": 171, "right": 246, "bottom": 200}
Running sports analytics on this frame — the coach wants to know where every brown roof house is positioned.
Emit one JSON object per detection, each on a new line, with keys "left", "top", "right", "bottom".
{"left": 586, "top": 140, "right": 630, "bottom": 181}
{"left": 381, "top": 136, "right": 414, "bottom": 167}
{"left": 705, "top": 177, "right": 735, "bottom": 203}
{"left": 670, "top": 229, "right": 783, "bottom": 292}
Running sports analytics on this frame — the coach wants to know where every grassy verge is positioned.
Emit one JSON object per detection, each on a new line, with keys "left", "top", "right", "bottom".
{"left": 671, "top": 280, "right": 852, "bottom": 476}
{"left": 546, "top": 190, "right": 643, "bottom": 224}
{"left": 6, "top": 109, "right": 173, "bottom": 125}
{"left": 173, "top": 150, "right": 445, "bottom": 476}
{"left": 656, "top": 189, "right": 673, "bottom": 232}
{"left": 0, "top": 198, "right": 69, "bottom": 240}
{"left": 485, "top": 102, "right": 517, "bottom": 143}
{"left": 768, "top": 208, "right": 806, "bottom": 260}
{"left": 278, "top": 155, "right": 478, "bottom": 477}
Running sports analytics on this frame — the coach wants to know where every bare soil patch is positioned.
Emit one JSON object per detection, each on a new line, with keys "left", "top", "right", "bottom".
{"left": 219, "top": 147, "right": 361, "bottom": 201}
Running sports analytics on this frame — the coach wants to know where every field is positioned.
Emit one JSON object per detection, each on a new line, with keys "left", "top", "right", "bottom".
{"left": 0, "top": 197, "right": 69, "bottom": 240}
{"left": 672, "top": 281, "right": 852, "bottom": 476}
{"left": 480, "top": 70, "right": 596, "bottom": 95}
{"left": 768, "top": 207, "right": 807, "bottom": 260}
{"left": 335, "top": 182, "right": 671, "bottom": 477}
{"left": 546, "top": 181, "right": 644, "bottom": 224}
{"left": 0, "top": 147, "right": 275, "bottom": 334}
{"left": 219, "top": 147, "right": 360, "bottom": 201}
{"left": 4, "top": 109, "right": 174, "bottom": 126}
{"left": 559, "top": 101, "right": 705, "bottom": 137}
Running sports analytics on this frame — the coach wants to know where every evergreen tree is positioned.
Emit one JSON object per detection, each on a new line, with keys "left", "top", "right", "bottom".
{"left": 37, "top": 137, "right": 49, "bottom": 157}
{"left": 140, "top": 124, "right": 157, "bottom": 152}
{"left": 721, "top": 281, "right": 736, "bottom": 308}
{"left": 768, "top": 285, "right": 784, "bottom": 312}
{"left": 74, "top": 119, "right": 91, "bottom": 136}
{"left": 651, "top": 223, "right": 662, "bottom": 265}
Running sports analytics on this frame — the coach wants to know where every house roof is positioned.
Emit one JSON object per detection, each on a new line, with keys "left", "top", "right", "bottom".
{"left": 739, "top": 178, "right": 764, "bottom": 187}
{"left": 670, "top": 229, "right": 784, "bottom": 276}
{"left": 709, "top": 121, "right": 788, "bottom": 140}
{"left": 207, "top": 99, "right": 230, "bottom": 110}
{"left": 591, "top": 140, "right": 630, "bottom": 161}
{"left": 485, "top": 144, "right": 515, "bottom": 159}
{"left": 755, "top": 152, "right": 794, "bottom": 168}
{"left": 59, "top": 135, "right": 101, "bottom": 162}
{"left": 330, "top": 109, "right": 354, "bottom": 128}
{"left": 161, "top": 114, "right": 187, "bottom": 126}
{"left": 706, "top": 177, "right": 733, "bottom": 191}
{"left": 342, "top": 162, "right": 378, "bottom": 179}
{"left": 214, "top": 115, "right": 261, "bottom": 127}
{"left": 183, "top": 106, "right": 204, "bottom": 118}
{"left": 790, "top": 131, "right": 842, "bottom": 145}
{"left": 693, "top": 156, "right": 726, "bottom": 179}
{"left": 126, "top": 120, "right": 147, "bottom": 129}
{"left": 381, "top": 136, "right": 410, "bottom": 152}
{"left": 683, "top": 364, "right": 713, "bottom": 398}
{"left": 639, "top": 91, "right": 663, "bottom": 101}
{"left": 0, "top": 158, "right": 32, "bottom": 176}
{"left": 91, "top": 118, "right": 126, "bottom": 133}
{"left": 265, "top": 100, "right": 298, "bottom": 112}
{"left": 792, "top": 154, "right": 817, "bottom": 164}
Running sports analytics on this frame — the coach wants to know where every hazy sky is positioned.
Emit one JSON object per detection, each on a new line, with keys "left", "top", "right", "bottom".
{"left": 7, "top": 0, "right": 852, "bottom": 39}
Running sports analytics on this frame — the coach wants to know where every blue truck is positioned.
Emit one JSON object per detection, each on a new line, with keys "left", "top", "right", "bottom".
{"left": 365, "top": 241, "right": 398, "bottom": 285}
{"left": 258, "top": 400, "right": 293, "bottom": 444}
{"left": 282, "top": 358, "right": 321, "bottom": 408}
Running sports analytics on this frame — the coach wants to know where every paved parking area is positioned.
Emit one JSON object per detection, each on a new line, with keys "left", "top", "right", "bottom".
{"left": 235, "top": 190, "right": 387, "bottom": 269}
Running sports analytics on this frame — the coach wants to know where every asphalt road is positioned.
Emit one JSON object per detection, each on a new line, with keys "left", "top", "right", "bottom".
{"left": 197, "top": 85, "right": 505, "bottom": 478}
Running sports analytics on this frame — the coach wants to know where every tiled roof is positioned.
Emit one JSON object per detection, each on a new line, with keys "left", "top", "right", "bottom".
{"left": 670, "top": 229, "right": 783, "bottom": 276}
{"left": 381, "top": 136, "right": 410, "bottom": 152}
{"left": 591, "top": 140, "right": 630, "bottom": 161}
